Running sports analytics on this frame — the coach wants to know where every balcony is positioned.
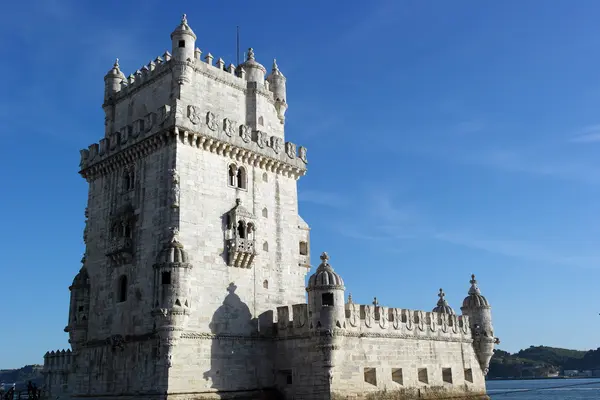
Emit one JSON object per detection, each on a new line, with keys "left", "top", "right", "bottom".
{"left": 226, "top": 238, "right": 256, "bottom": 268}
{"left": 106, "top": 237, "right": 133, "bottom": 265}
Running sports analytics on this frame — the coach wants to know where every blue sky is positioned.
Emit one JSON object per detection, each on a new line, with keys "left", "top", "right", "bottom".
{"left": 2, "top": 0, "right": 600, "bottom": 368}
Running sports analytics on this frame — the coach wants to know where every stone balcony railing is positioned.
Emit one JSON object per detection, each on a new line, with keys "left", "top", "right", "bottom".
{"left": 226, "top": 238, "right": 256, "bottom": 268}
{"left": 106, "top": 237, "right": 134, "bottom": 265}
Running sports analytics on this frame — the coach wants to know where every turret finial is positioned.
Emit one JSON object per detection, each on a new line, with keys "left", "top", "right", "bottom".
{"left": 320, "top": 252, "right": 329, "bottom": 263}
{"left": 272, "top": 58, "right": 279, "bottom": 71}
{"left": 468, "top": 274, "right": 481, "bottom": 295}
{"left": 114, "top": 58, "right": 120, "bottom": 68}
{"left": 182, "top": 14, "right": 187, "bottom": 24}
{"left": 438, "top": 288, "right": 445, "bottom": 299}
{"left": 347, "top": 293, "right": 353, "bottom": 304}
{"left": 372, "top": 297, "right": 379, "bottom": 307}
{"left": 247, "top": 48, "right": 255, "bottom": 61}
{"left": 169, "top": 227, "right": 179, "bottom": 242}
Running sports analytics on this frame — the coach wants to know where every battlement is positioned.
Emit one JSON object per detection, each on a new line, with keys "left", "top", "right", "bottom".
{"left": 43, "top": 349, "right": 73, "bottom": 372}
{"left": 111, "top": 49, "right": 255, "bottom": 103}
{"left": 344, "top": 303, "right": 472, "bottom": 341}
{"left": 274, "top": 304, "right": 311, "bottom": 337}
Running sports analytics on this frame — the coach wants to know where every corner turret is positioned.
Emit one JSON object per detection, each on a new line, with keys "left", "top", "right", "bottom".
{"left": 170, "top": 14, "right": 196, "bottom": 61}
{"left": 64, "top": 266, "right": 90, "bottom": 351}
{"left": 238, "top": 48, "right": 266, "bottom": 84}
{"left": 460, "top": 274, "right": 500, "bottom": 375}
{"left": 152, "top": 228, "right": 193, "bottom": 336}
{"left": 266, "top": 59, "right": 288, "bottom": 123}
{"left": 307, "top": 252, "right": 346, "bottom": 331}
{"left": 104, "top": 59, "right": 125, "bottom": 101}
{"left": 432, "top": 288, "right": 455, "bottom": 315}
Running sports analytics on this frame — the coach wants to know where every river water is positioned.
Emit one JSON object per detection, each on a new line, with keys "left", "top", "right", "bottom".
{"left": 487, "top": 378, "right": 600, "bottom": 399}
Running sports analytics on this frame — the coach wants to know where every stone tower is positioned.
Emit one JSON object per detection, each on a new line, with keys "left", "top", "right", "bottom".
{"left": 65, "top": 14, "right": 310, "bottom": 398}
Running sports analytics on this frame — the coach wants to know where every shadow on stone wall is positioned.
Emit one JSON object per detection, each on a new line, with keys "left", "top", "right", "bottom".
{"left": 203, "top": 282, "right": 258, "bottom": 390}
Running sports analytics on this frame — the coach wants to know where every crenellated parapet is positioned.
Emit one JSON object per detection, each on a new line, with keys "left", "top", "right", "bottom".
{"left": 343, "top": 302, "right": 472, "bottom": 342}
{"left": 43, "top": 349, "right": 74, "bottom": 373}
{"left": 274, "top": 304, "right": 311, "bottom": 338}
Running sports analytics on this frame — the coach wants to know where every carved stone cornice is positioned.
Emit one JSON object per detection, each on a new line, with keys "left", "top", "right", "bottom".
{"left": 80, "top": 131, "right": 173, "bottom": 182}
{"left": 175, "top": 126, "right": 307, "bottom": 179}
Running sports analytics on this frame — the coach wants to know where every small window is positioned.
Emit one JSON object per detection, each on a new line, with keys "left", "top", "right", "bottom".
{"left": 124, "top": 223, "right": 132, "bottom": 238}
{"left": 118, "top": 275, "right": 128, "bottom": 302}
{"left": 418, "top": 368, "right": 428, "bottom": 384}
{"left": 442, "top": 368, "right": 453, "bottom": 384}
{"left": 391, "top": 368, "right": 403, "bottom": 385}
{"left": 464, "top": 368, "right": 473, "bottom": 383}
{"left": 262, "top": 208, "right": 268, "bottom": 218}
{"left": 322, "top": 293, "right": 334, "bottom": 307}
{"left": 364, "top": 367, "right": 377, "bottom": 386}
{"left": 236, "top": 167, "right": 247, "bottom": 189}
{"left": 178, "top": 40, "right": 185, "bottom": 48}
{"left": 258, "top": 116, "right": 264, "bottom": 126}
{"left": 237, "top": 221, "right": 246, "bottom": 238}
{"left": 78, "top": 306, "right": 84, "bottom": 312}
{"left": 263, "top": 241, "right": 269, "bottom": 251}
{"left": 263, "top": 280, "right": 268, "bottom": 289}
{"left": 262, "top": 172, "right": 268, "bottom": 182}
{"left": 299, "top": 241, "right": 308, "bottom": 255}
{"left": 161, "top": 271, "right": 171, "bottom": 285}
{"left": 228, "top": 164, "right": 237, "bottom": 186}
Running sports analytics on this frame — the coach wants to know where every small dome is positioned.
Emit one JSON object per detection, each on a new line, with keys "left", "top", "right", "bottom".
{"left": 462, "top": 274, "right": 490, "bottom": 309}
{"left": 267, "top": 59, "right": 285, "bottom": 80}
{"left": 155, "top": 229, "right": 190, "bottom": 265}
{"left": 71, "top": 267, "right": 89, "bottom": 288}
{"left": 105, "top": 59, "right": 125, "bottom": 80}
{"left": 307, "top": 252, "right": 345, "bottom": 290}
{"left": 171, "top": 14, "right": 196, "bottom": 40}
{"left": 432, "top": 288, "right": 455, "bottom": 315}
{"left": 238, "top": 48, "right": 266, "bottom": 77}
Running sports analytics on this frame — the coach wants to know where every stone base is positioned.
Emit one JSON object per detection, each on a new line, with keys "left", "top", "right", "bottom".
{"left": 332, "top": 387, "right": 489, "bottom": 400}
{"left": 69, "top": 389, "right": 284, "bottom": 400}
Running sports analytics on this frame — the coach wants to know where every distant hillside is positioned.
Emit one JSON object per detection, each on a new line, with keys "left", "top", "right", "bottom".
{"left": 489, "top": 346, "right": 600, "bottom": 379}
{"left": 0, "top": 365, "right": 43, "bottom": 389}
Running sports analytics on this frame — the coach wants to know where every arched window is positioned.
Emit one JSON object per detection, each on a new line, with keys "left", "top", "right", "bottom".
{"left": 118, "top": 275, "right": 128, "bottom": 302}
{"left": 262, "top": 172, "right": 268, "bottom": 182}
{"left": 237, "top": 221, "right": 246, "bottom": 239}
{"left": 258, "top": 116, "right": 264, "bottom": 126}
{"left": 247, "top": 223, "right": 255, "bottom": 240}
{"left": 263, "top": 280, "right": 268, "bottom": 289}
{"left": 228, "top": 164, "right": 237, "bottom": 186}
{"left": 236, "top": 167, "right": 247, "bottom": 189}
{"left": 262, "top": 208, "right": 268, "bottom": 218}
{"left": 263, "top": 241, "right": 269, "bottom": 251}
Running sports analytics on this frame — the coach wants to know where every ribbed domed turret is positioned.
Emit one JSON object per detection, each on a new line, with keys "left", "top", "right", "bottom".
{"left": 239, "top": 48, "right": 266, "bottom": 83}
{"left": 307, "top": 252, "right": 345, "bottom": 290}
{"left": 71, "top": 267, "right": 89, "bottom": 288}
{"left": 433, "top": 288, "right": 455, "bottom": 315}
{"left": 105, "top": 59, "right": 125, "bottom": 80}
{"left": 170, "top": 14, "right": 196, "bottom": 40}
{"left": 462, "top": 275, "right": 490, "bottom": 309}
{"left": 155, "top": 234, "right": 190, "bottom": 265}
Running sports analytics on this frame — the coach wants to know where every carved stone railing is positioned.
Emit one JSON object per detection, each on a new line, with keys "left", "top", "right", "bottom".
{"left": 226, "top": 238, "right": 256, "bottom": 268}
{"left": 106, "top": 237, "right": 133, "bottom": 264}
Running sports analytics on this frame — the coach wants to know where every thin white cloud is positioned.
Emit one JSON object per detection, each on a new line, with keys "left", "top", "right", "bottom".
{"left": 298, "top": 190, "right": 347, "bottom": 208}
{"left": 570, "top": 124, "right": 600, "bottom": 143}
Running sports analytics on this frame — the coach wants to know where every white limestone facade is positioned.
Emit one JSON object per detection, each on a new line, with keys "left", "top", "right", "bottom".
{"left": 41, "top": 15, "right": 499, "bottom": 400}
